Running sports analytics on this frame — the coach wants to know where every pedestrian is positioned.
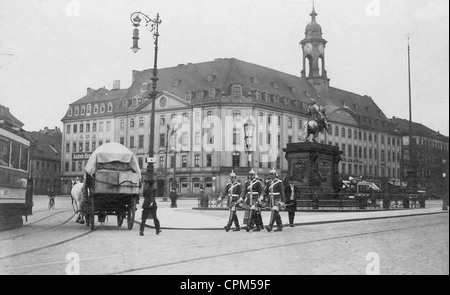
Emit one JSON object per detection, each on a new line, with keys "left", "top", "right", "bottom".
{"left": 139, "top": 179, "right": 162, "bottom": 236}
{"left": 284, "top": 178, "right": 298, "bottom": 227}
{"left": 264, "top": 168, "right": 285, "bottom": 232}
{"left": 240, "top": 169, "right": 264, "bottom": 232}
{"left": 169, "top": 187, "right": 178, "bottom": 208}
{"left": 199, "top": 187, "right": 209, "bottom": 207}
{"left": 217, "top": 171, "right": 242, "bottom": 232}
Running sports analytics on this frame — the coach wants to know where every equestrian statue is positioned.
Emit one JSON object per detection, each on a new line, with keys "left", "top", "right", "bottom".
{"left": 300, "top": 98, "right": 330, "bottom": 143}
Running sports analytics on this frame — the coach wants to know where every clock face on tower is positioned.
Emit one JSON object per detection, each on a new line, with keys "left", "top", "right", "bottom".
{"left": 304, "top": 43, "right": 313, "bottom": 53}
{"left": 319, "top": 43, "right": 324, "bottom": 54}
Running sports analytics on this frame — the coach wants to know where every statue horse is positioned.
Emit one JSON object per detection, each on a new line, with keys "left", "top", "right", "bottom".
{"left": 300, "top": 118, "right": 330, "bottom": 143}
{"left": 71, "top": 179, "right": 85, "bottom": 224}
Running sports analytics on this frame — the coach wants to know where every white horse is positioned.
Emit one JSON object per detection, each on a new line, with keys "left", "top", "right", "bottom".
{"left": 71, "top": 180, "right": 85, "bottom": 224}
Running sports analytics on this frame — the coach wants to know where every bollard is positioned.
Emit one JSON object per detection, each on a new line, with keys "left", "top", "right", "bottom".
{"left": 443, "top": 194, "right": 449, "bottom": 211}
{"left": 403, "top": 195, "right": 410, "bottom": 209}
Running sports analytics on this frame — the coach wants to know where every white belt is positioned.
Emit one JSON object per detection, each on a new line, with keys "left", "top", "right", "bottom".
{"left": 229, "top": 194, "right": 239, "bottom": 197}
{"left": 270, "top": 193, "right": 280, "bottom": 195}
{"left": 249, "top": 192, "right": 259, "bottom": 195}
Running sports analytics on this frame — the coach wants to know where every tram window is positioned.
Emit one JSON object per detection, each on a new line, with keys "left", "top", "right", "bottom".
{"left": 0, "top": 137, "right": 10, "bottom": 166}
{"left": 11, "top": 142, "right": 20, "bottom": 169}
{"left": 20, "top": 146, "right": 29, "bottom": 171}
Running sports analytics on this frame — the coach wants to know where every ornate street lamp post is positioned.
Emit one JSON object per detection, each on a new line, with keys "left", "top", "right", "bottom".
{"left": 130, "top": 11, "right": 161, "bottom": 181}
{"left": 243, "top": 118, "right": 255, "bottom": 179}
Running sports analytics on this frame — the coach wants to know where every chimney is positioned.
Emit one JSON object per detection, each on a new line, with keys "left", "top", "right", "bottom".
{"left": 113, "top": 80, "right": 120, "bottom": 90}
{"left": 87, "top": 87, "right": 95, "bottom": 95}
{"left": 132, "top": 70, "right": 139, "bottom": 83}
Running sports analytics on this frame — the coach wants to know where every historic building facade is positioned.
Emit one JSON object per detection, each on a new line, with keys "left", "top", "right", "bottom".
{"left": 61, "top": 7, "right": 403, "bottom": 196}
{"left": 25, "top": 127, "right": 62, "bottom": 195}
{"left": 391, "top": 117, "right": 449, "bottom": 197}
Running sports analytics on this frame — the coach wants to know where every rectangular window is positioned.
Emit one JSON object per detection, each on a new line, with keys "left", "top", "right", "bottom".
{"left": 288, "top": 136, "right": 293, "bottom": 144}
{"left": 381, "top": 136, "right": 385, "bottom": 145}
{"left": 120, "top": 137, "right": 125, "bottom": 145}
{"left": 348, "top": 128, "right": 352, "bottom": 139}
{"left": 369, "top": 133, "right": 372, "bottom": 142}
{"left": 79, "top": 142, "right": 83, "bottom": 152}
{"left": 353, "top": 130, "right": 357, "bottom": 140}
{"left": 66, "top": 143, "right": 70, "bottom": 153}
{"left": 233, "top": 128, "right": 240, "bottom": 145}
{"left": 207, "top": 154, "right": 212, "bottom": 167}
{"left": 98, "top": 140, "right": 103, "bottom": 146}
{"left": 71, "top": 161, "right": 76, "bottom": 172}
{"left": 73, "top": 142, "right": 77, "bottom": 152}
{"left": 358, "top": 147, "right": 362, "bottom": 158}
{"left": 106, "top": 121, "right": 111, "bottom": 131}
{"left": 65, "top": 161, "right": 69, "bottom": 172}
{"left": 139, "top": 117, "right": 144, "bottom": 126}
{"left": 86, "top": 123, "right": 90, "bottom": 133}
{"left": 130, "top": 137, "right": 135, "bottom": 149}
{"left": 182, "top": 155, "right": 187, "bottom": 168}
{"left": 364, "top": 148, "right": 367, "bottom": 158}
{"left": 354, "top": 146, "right": 358, "bottom": 158}
{"left": 73, "top": 124, "right": 77, "bottom": 133}
{"left": 232, "top": 154, "right": 240, "bottom": 167}
{"left": 195, "top": 112, "right": 200, "bottom": 123}
{"left": 182, "top": 133, "right": 188, "bottom": 145}
{"left": 342, "top": 144, "right": 346, "bottom": 156}
{"left": 78, "top": 161, "right": 82, "bottom": 172}
{"left": 160, "top": 115, "right": 166, "bottom": 125}
{"left": 92, "top": 142, "right": 96, "bottom": 151}
{"left": 99, "top": 122, "right": 104, "bottom": 132}
{"left": 194, "top": 155, "right": 200, "bottom": 167}
{"left": 159, "top": 134, "right": 166, "bottom": 147}
{"left": 335, "top": 126, "right": 339, "bottom": 137}
{"left": 66, "top": 124, "right": 71, "bottom": 134}
{"left": 299, "top": 120, "right": 303, "bottom": 129}
{"left": 277, "top": 135, "right": 281, "bottom": 148}
{"left": 138, "top": 157, "right": 143, "bottom": 169}
{"left": 79, "top": 123, "right": 84, "bottom": 133}
{"left": 341, "top": 128, "right": 345, "bottom": 138}
{"left": 267, "top": 133, "right": 271, "bottom": 144}
{"left": 195, "top": 132, "right": 201, "bottom": 145}
{"left": 139, "top": 135, "right": 144, "bottom": 148}
{"left": 92, "top": 123, "right": 97, "bottom": 132}
{"left": 276, "top": 157, "right": 281, "bottom": 169}
{"left": 288, "top": 118, "right": 293, "bottom": 128}
{"left": 348, "top": 145, "right": 352, "bottom": 157}
{"left": 85, "top": 141, "right": 90, "bottom": 152}
{"left": 358, "top": 131, "right": 362, "bottom": 141}
{"left": 159, "top": 156, "right": 164, "bottom": 168}
{"left": 374, "top": 149, "right": 378, "bottom": 160}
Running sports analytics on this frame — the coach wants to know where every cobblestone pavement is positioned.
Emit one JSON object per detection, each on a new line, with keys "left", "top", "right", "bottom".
{"left": 0, "top": 195, "right": 447, "bottom": 275}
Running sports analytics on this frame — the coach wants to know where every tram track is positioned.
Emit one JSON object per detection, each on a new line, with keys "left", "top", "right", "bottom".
{"left": 0, "top": 211, "right": 77, "bottom": 242}
{"left": 1, "top": 218, "right": 446, "bottom": 273}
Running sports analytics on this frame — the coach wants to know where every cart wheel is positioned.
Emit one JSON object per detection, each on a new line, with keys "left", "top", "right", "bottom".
{"left": 117, "top": 215, "right": 124, "bottom": 227}
{"left": 90, "top": 198, "right": 95, "bottom": 231}
{"left": 127, "top": 196, "right": 136, "bottom": 230}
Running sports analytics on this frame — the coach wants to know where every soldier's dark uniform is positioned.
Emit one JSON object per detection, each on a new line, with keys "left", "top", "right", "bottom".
{"left": 264, "top": 171, "right": 285, "bottom": 232}
{"left": 139, "top": 180, "right": 161, "bottom": 236}
{"left": 219, "top": 172, "right": 242, "bottom": 232}
{"left": 241, "top": 173, "right": 264, "bottom": 232}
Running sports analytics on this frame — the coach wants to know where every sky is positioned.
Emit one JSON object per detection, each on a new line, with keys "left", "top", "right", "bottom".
{"left": 0, "top": 0, "right": 449, "bottom": 136}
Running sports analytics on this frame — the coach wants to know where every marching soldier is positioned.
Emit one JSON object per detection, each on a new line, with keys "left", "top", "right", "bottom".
{"left": 264, "top": 168, "right": 285, "bottom": 232}
{"left": 218, "top": 171, "right": 242, "bottom": 232}
{"left": 240, "top": 169, "right": 264, "bottom": 232}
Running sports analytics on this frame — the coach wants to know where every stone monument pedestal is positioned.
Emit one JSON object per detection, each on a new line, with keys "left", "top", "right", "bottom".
{"left": 283, "top": 142, "right": 342, "bottom": 198}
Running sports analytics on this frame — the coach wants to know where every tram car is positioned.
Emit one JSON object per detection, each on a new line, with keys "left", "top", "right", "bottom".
{"left": 82, "top": 142, "right": 141, "bottom": 230}
{"left": 0, "top": 114, "right": 33, "bottom": 231}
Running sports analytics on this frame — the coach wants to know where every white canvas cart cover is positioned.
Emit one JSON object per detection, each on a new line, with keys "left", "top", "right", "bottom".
{"left": 84, "top": 142, "right": 141, "bottom": 178}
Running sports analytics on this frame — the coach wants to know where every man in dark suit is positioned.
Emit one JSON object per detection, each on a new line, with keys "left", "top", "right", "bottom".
{"left": 284, "top": 178, "right": 299, "bottom": 227}
{"left": 139, "top": 179, "right": 162, "bottom": 236}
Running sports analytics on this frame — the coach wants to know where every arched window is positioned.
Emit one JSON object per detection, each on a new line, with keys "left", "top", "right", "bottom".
{"left": 233, "top": 110, "right": 241, "bottom": 121}
{"left": 132, "top": 98, "right": 137, "bottom": 107}
{"left": 74, "top": 107, "right": 79, "bottom": 116}
{"left": 100, "top": 104, "right": 105, "bottom": 113}
{"left": 86, "top": 104, "right": 92, "bottom": 115}
{"left": 305, "top": 55, "right": 313, "bottom": 77}
{"left": 130, "top": 118, "right": 135, "bottom": 128}
{"left": 93, "top": 104, "right": 98, "bottom": 114}
{"left": 318, "top": 56, "right": 324, "bottom": 76}
{"left": 232, "top": 85, "right": 242, "bottom": 98}
{"left": 107, "top": 103, "right": 113, "bottom": 112}
{"left": 232, "top": 152, "right": 240, "bottom": 167}
{"left": 265, "top": 93, "right": 270, "bottom": 102}
{"left": 207, "top": 111, "right": 212, "bottom": 121}
{"left": 268, "top": 114, "right": 272, "bottom": 125}
{"left": 68, "top": 107, "right": 73, "bottom": 116}
{"left": 259, "top": 112, "right": 264, "bottom": 122}
{"left": 81, "top": 105, "right": 85, "bottom": 115}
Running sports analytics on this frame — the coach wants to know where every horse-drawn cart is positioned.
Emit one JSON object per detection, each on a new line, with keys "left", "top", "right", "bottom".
{"left": 83, "top": 143, "right": 141, "bottom": 230}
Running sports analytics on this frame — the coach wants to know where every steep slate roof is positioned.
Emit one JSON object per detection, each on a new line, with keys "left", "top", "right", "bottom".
{"left": 24, "top": 131, "right": 62, "bottom": 161}
{"left": 123, "top": 58, "right": 393, "bottom": 131}
{"left": 61, "top": 88, "right": 128, "bottom": 121}
{"left": 391, "top": 117, "right": 449, "bottom": 142}
{"left": 0, "top": 104, "right": 24, "bottom": 127}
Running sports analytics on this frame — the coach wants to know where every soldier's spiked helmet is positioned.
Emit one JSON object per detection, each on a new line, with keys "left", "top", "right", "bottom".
{"left": 269, "top": 167, "right": 278, "bottom": 176}
{"left": 249, "top": 168, "right": 256, "bottom": 175}
{"left": 229, "top": 170, "right": 236, "bottom": 177}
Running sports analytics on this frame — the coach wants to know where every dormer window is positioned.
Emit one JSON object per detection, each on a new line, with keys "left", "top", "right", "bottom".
{"left": 81, "top": 105, "right": 85, "bottom": 115}
{"left": 264, "top": 93, "right": 270, "bottom": 102}
{"left": 231, "top": 85, "right": 242, "bottom": 98}
{"left": 132, "top": 98, "right": 138, "bottom": 107}
{"left": 142, "top": 83, "right": 148, "bottom": 91}
{"left": 251, "top": 77, "right": 258, "bottom": 84}
{"left": 198, "top": 91, "right": 204, "bottom": 100}
{"left": 107, "top": 103, "right": 113, "bottom": 112}
{"left": 206, "top": 75, "right": 215, "bottom": 82}
{"left": 93, "top": 104, "right": 98, "bottom": 114}
{"left": 273, "top": 94, "right": 279, "bottom": 103}
{"left": 272, "top": 82, "right": 279, "bottom": 89}
{"left": 100, "top": 104, "right": 105, "bottom": 113}
{"left": 122, "top": 100, "right": 127, "bottom": 108}
{"left": 352, "top": 104, "right": 358, "bottom": 110}
{"left": 255, "top": 90, "right": 261, "bottom": 101}
{"left": 68, "top": 107, "right": 73, "bottom": 116}
{"left": 173, "top": 79, "right": 180, "bottom": 87}
{"left": 86, "top": 104, "right": 92, "bottom": 115}
{"left": 185, "top": 91, "right": 192, "bottom": 101}
{"left": 290, "top": 87, "right": 297, "bottom": 93}
{"left": 342, "top": 101, "right": 347, "bottom": 107}
{"left": 209, "top": 89, "right": 216, "bottom": 99}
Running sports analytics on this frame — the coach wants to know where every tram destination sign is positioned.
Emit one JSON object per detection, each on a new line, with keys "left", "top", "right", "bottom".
{"left": 72, "top": 152, "right": 92, "bottom": 161}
